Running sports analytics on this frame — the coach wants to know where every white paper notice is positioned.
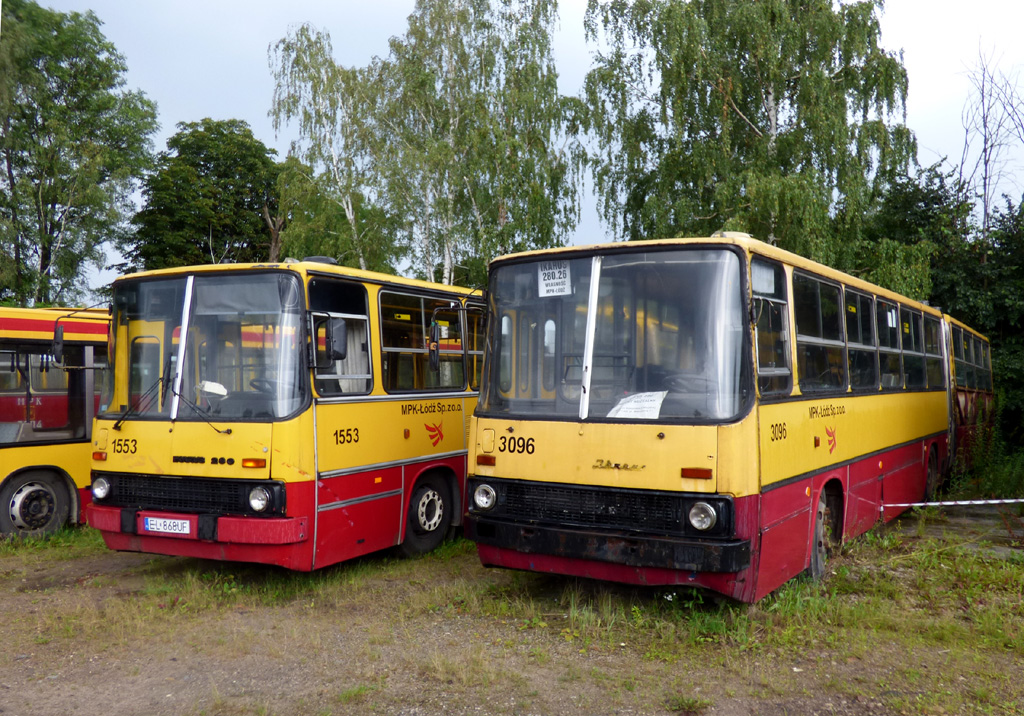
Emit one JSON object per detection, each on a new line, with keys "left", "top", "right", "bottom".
{"left": 605, "top": 391, "right": 668, "bottom": 419}
{"left": 538, "top": 260, "right": 571, "bottom": 296}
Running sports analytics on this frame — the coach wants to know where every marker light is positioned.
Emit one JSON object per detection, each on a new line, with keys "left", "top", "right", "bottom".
{"left": 92, "top": 477, "right": 111, "bottom": 500}
{"left": 688, "top": 502, "right": 718, "bottom": 531}
{"left": 473, "top": 484, "right": 497, "bottom": 511}
{"left": 248, "top": 486, "right": 270, "bottom": 512}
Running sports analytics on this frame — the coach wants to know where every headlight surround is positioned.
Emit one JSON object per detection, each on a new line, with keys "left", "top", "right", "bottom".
{"left": 248, "top": 486, "right": 271, "bottom": 513}
{"left": 688, "top": 501, "right": 717, "bottom": 531}
{"left": 92, "top": 477, "right": 111, "bottom": 500}
{"left": 473, "top": 484, "right": 497, "bottom": 511}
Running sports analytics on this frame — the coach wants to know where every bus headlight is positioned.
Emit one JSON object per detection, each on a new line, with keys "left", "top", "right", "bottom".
{"left": 688, "top": 502, "right": 717, "bottom": 531}
{"left": 248, "top": 486, "right": 271, "bottom": 513}
{"left": 92, "top": 477, "right": 111, "bottom": 501}
{"left": 473, "top": 484, "right": 497, "bottom": 511}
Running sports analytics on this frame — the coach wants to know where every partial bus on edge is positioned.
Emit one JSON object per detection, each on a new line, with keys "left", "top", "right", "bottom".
{"left": 463, "top": 234, "right": 993, "bottom": 602}
{"left": 1, "top": 307, "right": 109, "bottom": 537}
{"left": 86, "top": 260, "right": 483, "bottom": 569}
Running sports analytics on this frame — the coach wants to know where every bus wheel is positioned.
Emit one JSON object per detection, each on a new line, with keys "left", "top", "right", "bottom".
{"left": 0, "top": 471, "right": 70, "bottom": 538}
{"left": 809, "top": 492, "right": 834, "bottom": 581}
{"left": 399, "top": 475, "right": 451, "bottom": 557}
{"left": 924, "top": 446, "right": 940, "bottom": 501}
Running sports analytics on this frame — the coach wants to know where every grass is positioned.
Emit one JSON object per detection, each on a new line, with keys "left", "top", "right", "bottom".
{"left": 2, "top": 515, "right": 1023, "bottom": 714}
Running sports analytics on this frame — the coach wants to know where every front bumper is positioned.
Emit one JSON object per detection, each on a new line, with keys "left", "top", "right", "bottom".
{"left": 465, "top": 515, "right": 750, "bottom": 573}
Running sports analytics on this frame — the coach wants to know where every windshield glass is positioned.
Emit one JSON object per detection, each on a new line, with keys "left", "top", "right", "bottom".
{"left": 103, "top": 272, "right": 306, "bottom": 422}
{"left": 479, "top": 248, "right": 749, "bottom": 422}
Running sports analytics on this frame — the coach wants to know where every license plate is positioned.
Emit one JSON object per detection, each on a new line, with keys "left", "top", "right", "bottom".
{"left": 143, "top": 517, "right": 191, "bottom": 535}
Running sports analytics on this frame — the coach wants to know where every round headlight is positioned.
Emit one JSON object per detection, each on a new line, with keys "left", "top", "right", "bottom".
{"left": 473, "top": 484, "right": 497, "bottom": 511}
{"left": 92, "top": 477, "right": 111, "bottom": 500}
{"left": 688, "top": 502, "right": 717, "bottom": 531}
{"left": 248, "top": 486, "right": 270, "bottom": 512}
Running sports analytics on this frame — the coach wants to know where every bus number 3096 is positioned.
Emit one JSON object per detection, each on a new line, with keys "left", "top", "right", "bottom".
{"left": 498, "top": 436, "right": 535, "bottom": 454}
{"left": 769, "top": 422, "right": 787, "bottom": 442}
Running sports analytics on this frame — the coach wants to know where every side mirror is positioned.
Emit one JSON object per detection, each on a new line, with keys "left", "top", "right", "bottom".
{"left": 52, "top": 324, "right": 65, "bottom": 363}
{"left": 428, "top": 321, "right": 440, "bottom": 372}
{"left": 327, "top": 318, "right": 348, "bottom": 361}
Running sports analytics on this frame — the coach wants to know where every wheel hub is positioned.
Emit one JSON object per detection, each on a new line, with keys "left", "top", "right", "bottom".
{"left": 416, "top": 489, "right": 443, "bottom": 532}
{"left": 9, "top": 482, "right": 56, "bottom": 531}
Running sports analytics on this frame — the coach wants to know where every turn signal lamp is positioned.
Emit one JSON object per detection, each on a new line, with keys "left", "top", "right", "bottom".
{"left": 476, "top": 455, "right": 496, "bottom": 466}
{"left": 92, "top": 451, "right": 107, "bottom": 461}
{"left": 242, "top": 458, "right": 267, "bottom": 469}
{"left": 680, "top": 467, "right": 713, "bottom": 480}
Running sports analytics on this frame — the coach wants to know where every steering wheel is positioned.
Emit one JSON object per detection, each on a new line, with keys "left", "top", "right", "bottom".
{"left": 249, "top": 378, "right": 278, "bottom": 394}
{"left": 663, "top": 373, "right": 707, "bottom": 393}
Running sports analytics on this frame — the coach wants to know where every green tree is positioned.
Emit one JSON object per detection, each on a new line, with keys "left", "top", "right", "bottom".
{"left": 268, "top": 0, "right": 581, "bottom": 285}
{"left": 583, "top": 0, "right": 914, "bottom": 266}
{"left": 124, "top": 119, "right": 280, "bottom": 271}
{"left": 0, "top": 0, "right": 157, "bottom": 304}
{"left": 275, "top": 155, "right": 403, "bottom": 273}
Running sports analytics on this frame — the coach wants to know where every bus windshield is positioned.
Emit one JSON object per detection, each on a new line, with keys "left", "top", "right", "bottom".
{"left": 105, "top": 272, "right": 306, "bottom": 421}
{"left": 479, "top": 247, "right": 748, "bottom": 422}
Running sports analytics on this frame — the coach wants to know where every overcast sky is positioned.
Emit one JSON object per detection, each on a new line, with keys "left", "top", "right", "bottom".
{"left": 36, "top": 0, "right": 1024, "bottom": 290}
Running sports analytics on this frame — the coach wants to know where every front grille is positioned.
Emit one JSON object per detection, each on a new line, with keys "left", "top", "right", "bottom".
{"left": 92, "top": 471, "right": 285, "bottom": 516}
{"left": 471, "top": 477, "right": 732, "bottom": 538}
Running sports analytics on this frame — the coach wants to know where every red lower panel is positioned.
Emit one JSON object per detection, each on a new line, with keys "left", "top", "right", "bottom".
{"left": 314, "top": 466, "right": 404, "bottom": 568}
{"left": 85, "top": 481, "right": 316, "bottom": 571}
{"left": 476, "top": 544, "right": 756, "bottom": 602}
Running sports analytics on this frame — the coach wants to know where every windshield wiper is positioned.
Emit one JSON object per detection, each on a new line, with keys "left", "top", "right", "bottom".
{"left": 171, "top": 387, "right": 232, "bottom": 435}
{"left": 112, "top": 375, "right": 163, "bottom": 431}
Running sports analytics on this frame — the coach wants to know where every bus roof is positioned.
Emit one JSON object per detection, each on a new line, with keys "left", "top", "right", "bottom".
{"left": 112, "top": 261, "right": 481, "bottom": 298}
{"left": 0, "top": 306, "right": 109, "bottom": 343}
{"left": 491, "top": 233, "right": 944, "bottom": 318}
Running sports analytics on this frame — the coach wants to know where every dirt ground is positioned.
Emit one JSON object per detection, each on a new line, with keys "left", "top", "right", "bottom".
{"left": 1, "top": 506, "right": 1021, "bottom": 716}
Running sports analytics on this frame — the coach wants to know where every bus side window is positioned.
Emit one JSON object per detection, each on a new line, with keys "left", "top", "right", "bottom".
{"left": 794, "top": 272, "right": 846, "bottom": 394}
{"left": 751, "top": 258, "right": 791, "bottom": 396}
{"left": 466, "top": 305, "right": 485, "bottom": 392}
{"left": 380, "top": 291, "right": 464, "bottom": 392}
{"left": 846, "top": 290, "right": 878, "bottom": 391}
{"left": 923, "top": 316, "right": 945, "bottom": 389}
{"left": 901, "top": 307, "right": 926, "bottom": 389}
{"left": 309, "top": 278, "right": 371, "bottom": 396}
{"left": 877, "top": 300, "right": 902, "bottom": 390}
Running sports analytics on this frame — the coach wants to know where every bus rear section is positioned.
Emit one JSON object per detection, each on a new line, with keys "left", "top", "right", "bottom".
{"left": 465, "top": 236, "right": 960, "bottom": 602}
{"left": 86, "top": 263, "right": 482, "bottom": 569}
{"left": 1, "top": 307, "right": 108, "bottom": 537}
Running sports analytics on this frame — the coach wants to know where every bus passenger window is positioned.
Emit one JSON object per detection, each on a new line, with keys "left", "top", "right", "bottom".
{"left": 380, "top": 291, "right": 464, "bottom": 392}
{"left": 923, "top": 316, "right": 945, "bottom": 388}
{"left": 846, "top": 291, "right": 878, "bottom": 391}
{"left": 794, "top": 273, "right": 846, "bottom": 394}
{"left": 877, "top": 300, "right": 902, "bottom": 390}
{"left": 901, "top": 307, "right": 926, "bottom": 389}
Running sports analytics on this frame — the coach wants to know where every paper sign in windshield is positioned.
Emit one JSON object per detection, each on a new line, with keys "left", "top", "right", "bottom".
{"left": 538, "top": 261, "right": 571, "bottom": 297}
{"left": 606, "top": 391, "right": 668, "bottom": 419}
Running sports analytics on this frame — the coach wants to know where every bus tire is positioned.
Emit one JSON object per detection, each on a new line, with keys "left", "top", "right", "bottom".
{"left": 0, "top": 470, "right": 70, "bottom": 538}
{"left": 399, "top": 474, "right": 451, "bottom": 557}
{"left": 809, "top": 491, "right": 832, "bottom": 581}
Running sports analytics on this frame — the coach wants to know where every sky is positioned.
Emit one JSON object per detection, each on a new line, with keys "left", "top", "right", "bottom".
{"left": 34, "top": 0, "right": 1024, "bottom": 292}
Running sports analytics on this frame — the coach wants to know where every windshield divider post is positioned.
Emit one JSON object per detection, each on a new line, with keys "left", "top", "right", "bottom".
{"left": 579, "top": 256, "right": 603, "bottom": 421}
{"left": 169, "top": 275, "right": 195, "bottom": 421}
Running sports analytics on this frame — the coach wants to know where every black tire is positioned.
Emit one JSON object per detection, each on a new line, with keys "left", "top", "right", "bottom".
{"left": 809, "top": 492, "right": 831, "bottom": 581}
{"left": 0, "top": 470, "right": 71, "bottom": 538}
{"left": 399, "top": 474, "right": 451, "bottom": 557}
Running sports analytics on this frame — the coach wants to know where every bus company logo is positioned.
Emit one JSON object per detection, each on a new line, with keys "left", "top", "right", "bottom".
{"left": 825, "top": 426, "right": 837, "bottom": 454}
{"left": 425, "top": 422, "right": 444, "bottom": 446}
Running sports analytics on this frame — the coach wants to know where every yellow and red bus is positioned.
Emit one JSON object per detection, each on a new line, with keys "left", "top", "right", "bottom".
{"left": 945, "top": 315, "right": 994, "bottom": 469}
{"left": 1, "top": 306, "right": 109, "bottom": 537}
{"left": 463, "top": 234, "right": 992, "bottom": 602}
{"left": 85, "top": 260, "right": 483, "bottom": 569}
